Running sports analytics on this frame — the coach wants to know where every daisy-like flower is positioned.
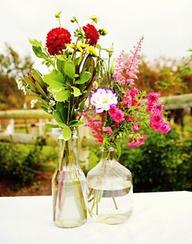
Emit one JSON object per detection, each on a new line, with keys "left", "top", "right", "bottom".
{"left": 90, "top": 88, "right": 118, "bottom": 113}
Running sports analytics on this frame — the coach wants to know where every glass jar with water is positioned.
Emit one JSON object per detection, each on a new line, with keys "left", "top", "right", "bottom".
{"left": 87, "top": 146, "right": 133, "bottom": 224}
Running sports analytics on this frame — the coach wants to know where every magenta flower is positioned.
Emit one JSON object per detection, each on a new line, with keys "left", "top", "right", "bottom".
{"left": 113, "top": 36, "right": 144, "bottom": 84}
{"left": 109, "top": 105, "right": 125, "bottom": 123}
{"left": 150, "top": 112, "right": 163, "bottom": 127}
{"left": 147, "top": 92, "right": 160, "bottom": 105}
{"left": 158, "top": 122, "right": 171, "bottom": 134}
{"left": 122, "top": 94, "right": 133, "bottom": 107}
{"left": 129, "top": 87, "right": 139, "bottom": 97}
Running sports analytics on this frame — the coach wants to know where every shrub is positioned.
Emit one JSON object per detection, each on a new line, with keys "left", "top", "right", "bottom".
{"left": 0, "top": 140, "right": 44, "bottom": 189}
{"left": 120, "top": 129, "right": 192, "bottom": 192}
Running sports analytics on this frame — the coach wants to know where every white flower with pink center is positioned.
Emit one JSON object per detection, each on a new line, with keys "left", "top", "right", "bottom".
{"left": 90, "top": 88, "right": 118, "bottom": 113}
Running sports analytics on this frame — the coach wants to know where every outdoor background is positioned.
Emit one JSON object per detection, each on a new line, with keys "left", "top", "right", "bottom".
{"left": 0, "top": 0, "right": 191, "bottom": 196}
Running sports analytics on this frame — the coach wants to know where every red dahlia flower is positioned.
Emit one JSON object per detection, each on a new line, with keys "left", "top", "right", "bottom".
{"left": 83, "top": 24, "right": 99, "bottom": 45}
{"left": 46, "top": 27, "right": 71, "bottom": 55}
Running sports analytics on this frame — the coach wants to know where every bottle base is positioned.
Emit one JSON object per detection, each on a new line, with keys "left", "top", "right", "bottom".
{"left": 96, "top": 211, "right": 132, "bottom": 225}
{"left": 54, "top": 219, "right": 86, "bottom": 228}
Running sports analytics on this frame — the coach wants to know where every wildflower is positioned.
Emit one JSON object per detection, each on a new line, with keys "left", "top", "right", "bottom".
{"left": 147, "top": 92, "right": 160, "bottom": 104}
{"left": 83, "top": 24, "right": 99, "bottom": 45}
{"left": 150, "top": 112, "right": 163, "bottom": 127}
{"left": 85, "top": 116, "right": 103, "bottom": 143}
{"left": 103, "top": 126, "right": 113, "bottom": 135}
{"left": 158, "top": 122, "right": 171, "bottom": 134}
{"left": 122, "top": 87, "right": 139, "bottom": 107}
{"left": 46, "top": 27, "right": 71, "bottom": 55}
{"left": 131, "top": 125, "right": 141, "bottom": 132}
{"left": 109, "top": 105, "right": 125, "bottom": 123}
{"left": 90, "top": 88, "right": 117, "bottom": 113}
{"left": 113, "top": 36, "right": 144, "bottom": 84}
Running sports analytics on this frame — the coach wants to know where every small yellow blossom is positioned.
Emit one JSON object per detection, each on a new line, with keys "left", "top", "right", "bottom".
{"left": 90, "top": 15, "right": 99, "bottom": 23}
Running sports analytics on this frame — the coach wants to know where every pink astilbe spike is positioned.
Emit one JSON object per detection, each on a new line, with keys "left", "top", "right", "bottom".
{"left": 113, "top": 36, "right": 144, "bottom": 84}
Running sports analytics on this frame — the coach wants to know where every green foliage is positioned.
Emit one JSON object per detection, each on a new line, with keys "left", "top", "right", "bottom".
{"left": 0, "top": 139, "right": 44, "bottom": 189}
{"left": 120, "top": 129, "right": 192, "bottom": 192}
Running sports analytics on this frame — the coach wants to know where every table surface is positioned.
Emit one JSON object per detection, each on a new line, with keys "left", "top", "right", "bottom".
{"left": 0, "top": 191, "right": 191, "bottom": 244}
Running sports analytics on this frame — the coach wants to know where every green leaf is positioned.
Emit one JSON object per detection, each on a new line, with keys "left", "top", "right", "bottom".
{"left": 69, "top": 120, "right": 84, "bottom": 127}
{"left": 75, "top": 71, "right": 92, "bottom": 84}
{"left": 54, "top": 89, "right": 70, "bottom": 101}
{"left": 53, "top": 111, "right": 64, "bottom": 123}
{"left": 32, "top": 46, "right": 48, "bottom": 59}
{"left": 63, "top": 60, "right": 75, "bottom": 79}
{"left": 62, "top": 125, "right": 72, "bottom": 141}
{"left": 56, "top": 55, "right": 66, "bottom": 61}
{"left": 29, "top": 39, "right": 42, "bottom": 47}
{"left": 56, "top": 59, "right": 64, "bottom": 73}
{"left": 44, "top": 70, "right": 64, "bottom": 85}
{"left": 56, "top": 102, "right": 67, "bottom": 122}
{"left": 31, "top": 69, "right": 46, "bottom": 88}
{"left": 46, "top": 124, "right": 60, "bottom": 129}
{"left": 71, "top": 86, "right": 81, "bottom": 97}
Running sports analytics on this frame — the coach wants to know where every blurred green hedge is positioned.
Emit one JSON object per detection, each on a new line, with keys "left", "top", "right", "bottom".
{"left": 120, "top": 129, "right": 192, "bottom": 192}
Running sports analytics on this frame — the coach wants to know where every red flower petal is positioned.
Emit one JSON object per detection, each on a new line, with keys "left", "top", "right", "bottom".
{"left": 46, "top": 27, "right": 71, "bottom": 55}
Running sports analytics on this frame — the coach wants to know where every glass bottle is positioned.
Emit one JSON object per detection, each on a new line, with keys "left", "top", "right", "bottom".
{"left": 87, "top": 146, "right": 133, "bottom": 225}
{"left": 52, "top": 128, "right": 87, "bottom": 228}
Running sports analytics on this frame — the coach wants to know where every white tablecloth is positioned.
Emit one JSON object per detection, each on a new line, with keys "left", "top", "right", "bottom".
{"left": 0, "top": 191, "right": 191, "bottom": 244}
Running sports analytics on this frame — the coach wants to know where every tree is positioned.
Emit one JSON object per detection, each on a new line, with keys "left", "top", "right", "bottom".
{"left": 0, "top": 45, "right": 33, "bottom": 110}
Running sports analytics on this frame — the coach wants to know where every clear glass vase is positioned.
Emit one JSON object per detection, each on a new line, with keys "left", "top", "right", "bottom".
{"left": 87, "top": 146, "right": 133, "bottom": 225}
{"left": 52, "top": 129, "right": 87, "bottom": 228}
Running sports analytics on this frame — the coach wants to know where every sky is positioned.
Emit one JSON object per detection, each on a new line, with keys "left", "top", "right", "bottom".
{"left": 0, "top": 0, "right": 192, "bottom": 61}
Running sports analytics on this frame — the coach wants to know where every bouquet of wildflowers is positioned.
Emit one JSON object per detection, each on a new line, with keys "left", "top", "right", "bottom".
{"left": 20, "top": 13, "right": 109, "bottom": 140}
{"left": 84, "top": 37, "right": 171, "bottom": 154}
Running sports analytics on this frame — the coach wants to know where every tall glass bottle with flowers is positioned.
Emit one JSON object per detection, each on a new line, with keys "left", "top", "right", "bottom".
{"left": 18, "top": 13, "right": 109, "bottom": 228}
{"left": 85, "top": 37, "right": 171, "bottom": 224}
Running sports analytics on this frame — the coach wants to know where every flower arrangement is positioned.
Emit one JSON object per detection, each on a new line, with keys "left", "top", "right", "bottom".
{"left": 19, "top": 12, "right": 170, "bottom": 150}
{"left": 84, "top": 36, "right": 171, "bottom": 153}
{"left": 20, "top": 13, "right": 108, "bottom": 139}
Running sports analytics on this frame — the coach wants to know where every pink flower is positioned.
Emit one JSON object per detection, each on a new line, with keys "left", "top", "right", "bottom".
{"left": 122, "top": 94, "right": 133, "bottom": 107}
{"left": 128, "top": 135, "right": 145, "bottom": 148}
{"left": 158, "top": 122, "right": 171, "bottom": 134}
{"left": 103, "top": 126, "right": 113, "bottom": 135}
{"left": 150, "top": 112, "right": 163, "bottom": 127}
{"left": 131, "top": 125, "right": 141, "bottom": 132}
{"left": 147, "top": 92, "right": 160, "bottom": 105}
{"left": 129, "top": 87, "right": 139, "bottom": 97}
{"left": 122, "top": 87, "right": 140, "bottom": 107}
{"left": 125, "top": 115, "right": 135, "bottom": 122}
{"left": 113, "top": 36, "right": 144, "bottom": 84}
{"left": 85, "top": 116, "right": 104, "bottom": 143}
{"left": 109, "top": 105, "right": 125, "bottom": 123}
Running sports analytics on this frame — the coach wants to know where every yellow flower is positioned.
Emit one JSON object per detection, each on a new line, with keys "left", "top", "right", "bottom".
{"left": 86, "top": 46, "right": 98, "bottom": 56}
{"left": 76, "top": 43, "right": 88, "bottom": 52}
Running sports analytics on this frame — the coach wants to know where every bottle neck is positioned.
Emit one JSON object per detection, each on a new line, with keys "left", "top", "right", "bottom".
{"left": 101, "top": 146, "right": 116, "bottom": 161}
{"left": 58, "top": 128, "right": 79, "bottom": 170}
